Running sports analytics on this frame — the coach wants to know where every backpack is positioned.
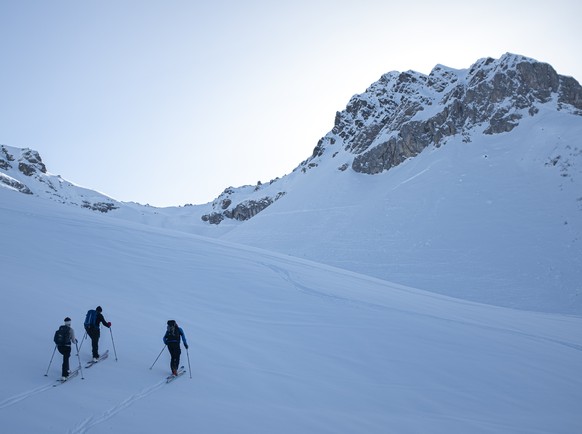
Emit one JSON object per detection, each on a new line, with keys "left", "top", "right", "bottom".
{"left": 84, "top": 309, "right": 97, "bottom": 328}
{"left": 53, "top": 325, "right": 71, "bottom": 346}
{"left": 165, "top": 325, "right": 180, "bottom": 343}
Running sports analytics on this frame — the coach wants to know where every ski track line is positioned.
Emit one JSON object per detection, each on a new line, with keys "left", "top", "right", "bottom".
{"left": 263, "top": 262, "right": 397, "bottom": 312}
{"left": 68, "top": 379, "right": 166, "bottom": 434}
{"left": 0, "top": 382, "right": 55, "bottom": 409}
{"left": 265, "top": 263, "right": 582, "bottom": 354}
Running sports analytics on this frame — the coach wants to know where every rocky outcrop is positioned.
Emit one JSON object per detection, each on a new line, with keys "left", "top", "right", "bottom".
{"left": 201, "top": 188, "right": 286, "bottom": 225}
{"left": 304, "top": 54, "right": 582, "bottom": 176}
{"left": 18, "top": 149, "right": 47, "bottom": 176}
{"left": 201, "top": 212, "right": 225, "bottom": 225}
{"left": 0, "top": 145, "right": 15, "bottom": 170}
{"left": 0, "top": 144, "right": 119, "bottom": 213}
{"left": 81, "top": 201, "right": 118, "bottom": 213}
{"left": 1, "top": 146, "right": 49, "bottom": 189}
{"left": 0, "top": 173, "right": 32, "bottom": 194}
{"left": 224, "top": 197, "right": 277, "bottom": 221}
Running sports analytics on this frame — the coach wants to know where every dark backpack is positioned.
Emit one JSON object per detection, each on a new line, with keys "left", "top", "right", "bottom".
{"left": 165, "top": 325, "right": 180, "bottom": 343}
{"left": 84, "top": 310, "right": 97, "bottom": 328}
{"left": 53, "top": 325, "right": 71, "bottom": 346}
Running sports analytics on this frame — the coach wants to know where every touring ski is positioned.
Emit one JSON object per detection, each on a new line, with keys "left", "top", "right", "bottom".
{"left": 85, "top": 350, "right": 109, "bottom": 368}
{"left": 53, "top": 368, "right": 80, "bottom": 386}
{"left": 166, "top": 366, "right": 186, "bottom": 383}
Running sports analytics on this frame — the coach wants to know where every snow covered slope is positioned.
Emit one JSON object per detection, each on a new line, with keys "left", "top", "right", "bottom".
{"left": 220, "top": 109, "right": 582, "bottom": 314}
{"left": 217, "top": 54, "right": 582, "bottom": 315}
{"left": 1, "top": 188, "right": 581, "bottom": 434}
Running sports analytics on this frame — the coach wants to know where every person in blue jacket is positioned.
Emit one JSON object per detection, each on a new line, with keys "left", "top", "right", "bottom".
{"left": 163, "top": 320, "right": 188, "bottom": 376}
{"left": 84, "top": 306, "right": 111, "bottom": 362}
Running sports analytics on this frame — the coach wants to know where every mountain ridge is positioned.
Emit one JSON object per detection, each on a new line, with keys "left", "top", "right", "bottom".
{"left": 2, "top": 53, "right": 580, "bottom": 222}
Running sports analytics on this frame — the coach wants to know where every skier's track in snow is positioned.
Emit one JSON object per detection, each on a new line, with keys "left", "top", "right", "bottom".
{"left": 0, "top": 382, "right": 55, "bottom": 409}
{"left": 68, "top": 379, "right": 167, "bottom": 434}
{"left": 264, "top": 263, "right": 582, "bottom": 353}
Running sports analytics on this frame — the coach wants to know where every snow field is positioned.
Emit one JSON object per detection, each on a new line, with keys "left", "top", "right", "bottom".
{"left": 1, "top": 190, "right": 581, "bottom": 433}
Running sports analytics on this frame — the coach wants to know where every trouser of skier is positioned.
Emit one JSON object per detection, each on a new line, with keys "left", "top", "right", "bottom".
{"left": 57, "top": 345, "right": 71, "bottom": 378}
{"left": 167, "top": 342, "right": 181, "bottom": 374}
{"left": 86, "top": 326, "right": 101, "bottom": 359}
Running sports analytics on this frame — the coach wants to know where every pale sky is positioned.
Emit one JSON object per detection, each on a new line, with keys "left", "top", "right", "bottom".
{"left": 1, "top": 0, "right": 581, "bottom": 207}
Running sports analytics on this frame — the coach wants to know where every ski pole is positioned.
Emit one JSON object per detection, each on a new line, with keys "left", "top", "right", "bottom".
{"left": 186, "top": 347, "right": 192, "bottom": 379}
{"left": 77, "top": 331, "right": 87, "bottom": 355}
{"left": 109, "top": 327, "right": 118, "bottom": 361}
{"left": 44, "top": 345, "right": 57, "bottom": 376}
{"left": 75, "top": 340, "right": 85, "bottom": 380}
{"left": 149, "top": 345, "right": 166, "bottom": 370}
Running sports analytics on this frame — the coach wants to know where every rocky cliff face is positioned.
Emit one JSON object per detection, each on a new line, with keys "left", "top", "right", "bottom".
{"left": 0, "top": 146, "right": 33, "bottom": 194}
{"left": 303, "top": 53, "right": 582, "bottom": 175}
{"left": 201, "top": 53, "right": 582, "bottom": 225}
{"left": 201, "top": 185, "right": 286, "bottom": 224}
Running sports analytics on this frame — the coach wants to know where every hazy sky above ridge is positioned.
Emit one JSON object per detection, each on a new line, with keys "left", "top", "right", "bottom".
{"left": 1, "top": 0, "right": 581, "bottom": 207}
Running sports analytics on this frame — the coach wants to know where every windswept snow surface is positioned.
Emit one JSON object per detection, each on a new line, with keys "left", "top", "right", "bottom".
{"left": 1, "top": 189, "right": 581, "bottom": 434}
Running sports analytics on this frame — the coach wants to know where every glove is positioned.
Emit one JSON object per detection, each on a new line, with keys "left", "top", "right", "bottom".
{"left": 107, "top": 322, "right": 112, "bottom": 328}
{"left": 184, "top": 344, "right": 189, "bottom": 349}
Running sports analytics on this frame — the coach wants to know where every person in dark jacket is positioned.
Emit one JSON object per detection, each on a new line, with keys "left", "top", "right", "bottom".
{"left": 84, "top": 306, "right": 111, "bottom": 362}
{"left": 163, "top": 320, "right": 188, "bottom": 376}
{"left": 56, "top": 317, "right": 77, "bottom": 381}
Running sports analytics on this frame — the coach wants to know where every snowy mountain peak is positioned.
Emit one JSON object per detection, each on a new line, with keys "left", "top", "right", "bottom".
{"left": 197, "top": 53, "right": 581, "bottom": 227}
{"left": 0, "top": 144, "right": 119, "bottom": 212}
{"left": 303, "top": 52, "right": 582, "bottom": 176}
{"left": 0, "top": 146, "right": 44, "bottom": 194}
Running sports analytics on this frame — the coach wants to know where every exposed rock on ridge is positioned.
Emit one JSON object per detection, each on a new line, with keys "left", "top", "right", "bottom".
{"left": 201, "top": 186, "right": 286, "bottom": 224}
{"left": 0, "top": 144, "right": 119, "bottom": 212}
{"left": 304, "top": 53, "right": 582, "bottom": 175}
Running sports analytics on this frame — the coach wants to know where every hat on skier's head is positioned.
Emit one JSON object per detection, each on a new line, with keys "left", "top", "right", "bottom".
{"left": 96, "top": 306, "right": 102, "bottom": 312}
{"left": 64, "top": 317, "right": 71, "bottom": 325}
{"left": 167, "top": 320, "right": 176, "bottom": 326}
